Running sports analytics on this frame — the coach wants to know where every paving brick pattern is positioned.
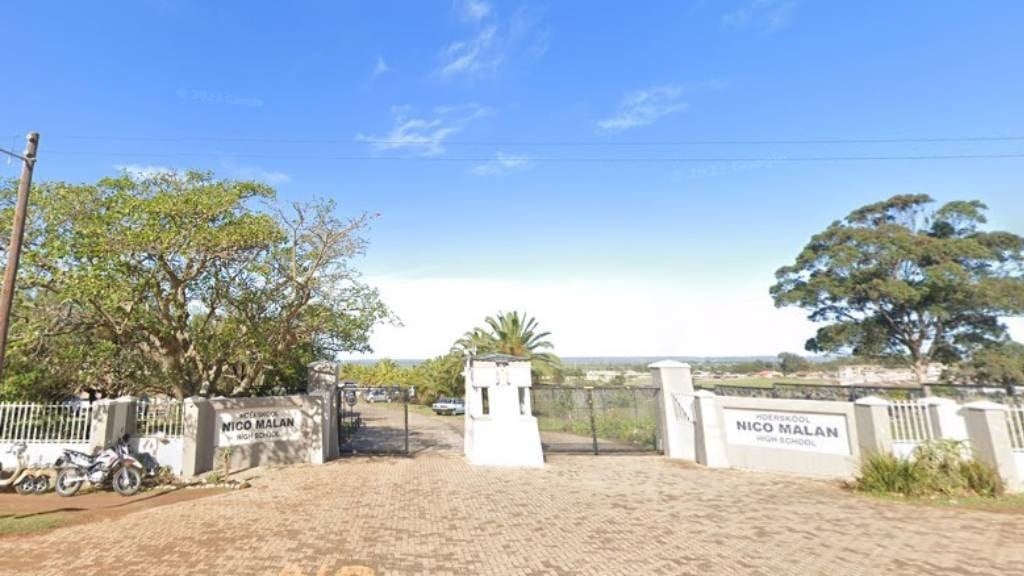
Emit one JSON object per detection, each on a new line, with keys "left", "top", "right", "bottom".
{"left": 3, "top": 410, "right": 1023, "bottom": 575}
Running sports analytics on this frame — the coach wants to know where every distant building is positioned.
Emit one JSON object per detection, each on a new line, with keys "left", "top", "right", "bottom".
{"left": 837, "top": 363, "right": 944, "bottom": 387}
{"left": 584, "top": 370, "right": 646, "bottom": 383}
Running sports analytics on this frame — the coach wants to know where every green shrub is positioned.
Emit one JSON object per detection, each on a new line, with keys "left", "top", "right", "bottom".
{"left": 855, "top": 441, "right": 1005, "bottom": 498}
{"left": 912, "top": 440, "right": 969, "bottom": 495}
{"left": 857, "top": 452, "right": 923, "bottom": 495}
{"left": 960, "top": 459, "right": 1005, "bottom": 497}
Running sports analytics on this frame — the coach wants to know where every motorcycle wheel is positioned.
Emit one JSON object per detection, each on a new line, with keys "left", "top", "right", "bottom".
{"left": 14, "top": 474, "right": 36, "bottom": 495}
{"left": 113, "top": 466, "right": 142, "bottom": 496}
{"left": 55, "top": 468, "right": 83, "bottom": 497}
{"left": 34, "top": 474, "right": 50, "bottom": 494}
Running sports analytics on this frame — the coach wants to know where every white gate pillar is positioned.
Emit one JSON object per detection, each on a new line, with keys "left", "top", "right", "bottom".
{"left": 649, "top": 360, "right": 696, "bottom": 461}
{"left": 463, "top": 354, "right": 544, "bottom": 467}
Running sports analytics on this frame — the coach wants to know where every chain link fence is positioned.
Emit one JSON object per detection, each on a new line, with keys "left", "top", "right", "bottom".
{"left": 530, "top": 386, "right": 661, "bottom": 454}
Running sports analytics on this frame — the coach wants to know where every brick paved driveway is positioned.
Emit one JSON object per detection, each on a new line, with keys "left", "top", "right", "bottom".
{"left": 3, "top": 410, "right": 1023, "bottom": 575}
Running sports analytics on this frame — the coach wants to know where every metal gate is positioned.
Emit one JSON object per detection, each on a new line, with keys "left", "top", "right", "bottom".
{"left": 530, "top": 386, "right": 662, "bottom": 454}
{"left": 337, "top": 384, "right": 410, "bottom": 455}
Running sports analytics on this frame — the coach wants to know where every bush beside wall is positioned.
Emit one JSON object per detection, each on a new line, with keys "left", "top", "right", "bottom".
{"left": 856, "top": 440, "right": 1004, "bottom": 498}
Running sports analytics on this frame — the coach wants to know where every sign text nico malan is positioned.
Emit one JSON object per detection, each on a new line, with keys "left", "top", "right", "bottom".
{"left": 218, "top": 409, "right": 302, "bottom": 446}
{"left": 723, "top": 408, "right": 851, "bottom": 455}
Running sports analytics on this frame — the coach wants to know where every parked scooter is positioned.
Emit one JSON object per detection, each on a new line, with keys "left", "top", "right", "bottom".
{"left": 0, "top": 442, "right": 51, "bottom": 494}
{"left": 53, "top": 434, "right": 144, "bottom": 497}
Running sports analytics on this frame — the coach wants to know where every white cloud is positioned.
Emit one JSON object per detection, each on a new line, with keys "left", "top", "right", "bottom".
{"left": 456, "top": 0, "right": 491, "bottom": 22}
{"left": 341, "top": 274, "right": 1024, "bottom": 361}
{"left": 722, "top": 0, "right": 798, "bottom": 33}
{"left": 437, "top": 3, "right": 547, "bottom": 80}
{"left": 596, "top": 85, "right": 688, "bottom": 132}
{"left": 359, "top": 118, "right": 456, "bottom": 156}
{"left": 230, "top": 165, "right": 291, "bottom": 185}
{"left": 469, "top": 152, "right": 531, "bottom": 176}
{"left": 372, "top": 56, "right": 390, "bottom": 78}
{"left": 341, "top": 276, "right": 821, "bottom": 360}
{"left": 115, "top": 164, "right": 174, "bottom": 178}
{"left": 439, "top": 25, "right": 502, "bottom": 78}
{"left": 357, "top": 104, "right": 490, "bottom": 156}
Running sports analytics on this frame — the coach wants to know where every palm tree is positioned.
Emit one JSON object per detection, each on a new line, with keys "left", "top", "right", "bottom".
{"left": 453, "top": 327, "right": 495, "bottom": 355}
{"left": 455, "top": 311, "right": 559, "bottom": 367}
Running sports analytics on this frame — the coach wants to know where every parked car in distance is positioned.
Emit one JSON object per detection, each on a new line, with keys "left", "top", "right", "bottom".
{"left": 431, "top": 397, "right": 465, "bottom": 415}
{"left": 364, "top": 389, "right": 390, "bottom": 403}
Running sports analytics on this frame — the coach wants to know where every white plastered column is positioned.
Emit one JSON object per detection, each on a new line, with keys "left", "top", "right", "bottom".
{"left": 649, "top": 360, "right": 696, "bottom": 461}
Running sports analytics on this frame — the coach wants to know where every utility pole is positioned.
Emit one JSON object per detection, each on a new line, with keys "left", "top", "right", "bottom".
{"left": 0, "top": 132, "right": 40, "bottom": 381}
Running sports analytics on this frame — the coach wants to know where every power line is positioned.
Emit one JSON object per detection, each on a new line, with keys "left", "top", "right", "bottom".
{"left": 53, "top": 134, "right": 1024, "bottom": 146}
{"left": 44, "top": 150, "right": 1024, "bottom": 163}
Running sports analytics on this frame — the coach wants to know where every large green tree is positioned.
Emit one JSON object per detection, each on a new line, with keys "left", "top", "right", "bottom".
{"left": 771, "top": 194, "right": 1024, "bottom": 386}
{"left": 0, "top": 170, "right": 389, "bottom": 400}
{"left": 777, "top": 352, "right": 811, "bottom": 375}
{"left": 950, "top": 341, "right": 1024, "bottom": 390}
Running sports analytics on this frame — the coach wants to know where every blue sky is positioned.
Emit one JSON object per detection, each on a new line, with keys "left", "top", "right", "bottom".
{"left": 2, "top": 1, "right": 1023, "bottom": 358}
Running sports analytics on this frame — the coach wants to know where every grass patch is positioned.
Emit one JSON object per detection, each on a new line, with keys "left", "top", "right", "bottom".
{"left": 0, "top": 515, "right": 67, "bottom": 536}
{"left": 862, "top": 491, "right": 1024, "bottom": 514}
{"left": 537, "top": 414, "right": 657, "bottom": 448}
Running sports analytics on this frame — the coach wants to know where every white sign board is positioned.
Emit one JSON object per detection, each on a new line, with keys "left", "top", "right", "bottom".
{"left": 218, "top": 409, "right": 302, "bottom": 446}
{"left": 723, "top": 408, "right": 851, "bottom": 455}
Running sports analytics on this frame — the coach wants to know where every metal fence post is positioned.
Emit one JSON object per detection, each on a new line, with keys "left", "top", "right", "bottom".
{"left": 633, "top": 388, "right": 639, "bottom": 424}
{"left": 404, "top": 388, "right": 410, "bottom": 455}
{"left": 586, "top": 387, "right": 598, "bottom": 455}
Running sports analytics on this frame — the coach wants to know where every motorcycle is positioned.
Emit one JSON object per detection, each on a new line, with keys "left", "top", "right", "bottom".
{"left": 0, "top": 442, "right": 52, "bottom": 495}
{"left": 53, "top": 434, "right": 144, "bottom": 497}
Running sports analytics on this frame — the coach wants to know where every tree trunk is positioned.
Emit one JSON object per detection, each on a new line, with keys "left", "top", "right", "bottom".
{"left": 913, "top": 360, "right": 933, "bottom": 397}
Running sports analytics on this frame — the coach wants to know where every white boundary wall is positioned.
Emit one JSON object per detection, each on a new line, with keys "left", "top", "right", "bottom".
{"left": 650, "top": 361, "right": 1024, "bottom": 492}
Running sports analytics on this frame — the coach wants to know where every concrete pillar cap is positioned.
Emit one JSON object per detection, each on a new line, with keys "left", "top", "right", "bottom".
{"left": 648, "top": 360, "right": 691, "bottom": 369}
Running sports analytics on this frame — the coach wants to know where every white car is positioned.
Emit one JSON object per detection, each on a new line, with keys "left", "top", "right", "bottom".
{"left": 431, "top": 397, "right": 465, "bottom": 415}
{"left": 365, "top": 389, "right": 390, "bottom": 403}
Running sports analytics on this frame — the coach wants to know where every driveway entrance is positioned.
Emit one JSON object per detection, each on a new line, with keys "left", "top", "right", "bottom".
{"left": 337, "top": 388, "right": 462, "bottom": 456}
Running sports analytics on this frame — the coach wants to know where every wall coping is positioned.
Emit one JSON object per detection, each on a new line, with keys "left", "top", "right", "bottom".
{"left": 715, "top": 395, "right": 855, "bottom": 414}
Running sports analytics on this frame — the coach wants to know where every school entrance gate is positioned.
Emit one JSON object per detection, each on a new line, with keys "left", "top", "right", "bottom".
{"left": 336, "top": 385, "right": 412, "bottom": 455}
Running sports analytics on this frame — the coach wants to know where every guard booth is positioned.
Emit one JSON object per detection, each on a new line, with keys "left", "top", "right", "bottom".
{"left": 463, "top": 354, "right": 544, "bottom": 467}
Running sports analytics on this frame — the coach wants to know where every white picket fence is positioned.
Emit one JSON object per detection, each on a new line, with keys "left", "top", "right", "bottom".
{"left": 887, "top": 399, "right": 934, "bottom": 457}
{"left": 0, "top": 402, "right": 92, "bottom": 443}
{"left": 136, "top": 399, "right": 184, "bottom": 437}
{"left": 1008, "top": 403, "right": 1024, "bottom": 451}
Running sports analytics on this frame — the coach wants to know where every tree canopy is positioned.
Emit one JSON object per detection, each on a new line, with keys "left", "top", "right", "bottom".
{"left": 455, "top": 311, "right": 559, "bottom": 366}
{"left": 949, "top": 341, "right": 1024, "bottom": 389}
{"left": 340, "top": 353, "right": 465, "bottom": 403}
{"left": 0, "top": 170, "right": 390, "bottom": 400}
{"left": 771, "top": 194, "right": 1024, "bottom": 385}
{"left": 777, "top": 352, "right": 811, "bottom": 375}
